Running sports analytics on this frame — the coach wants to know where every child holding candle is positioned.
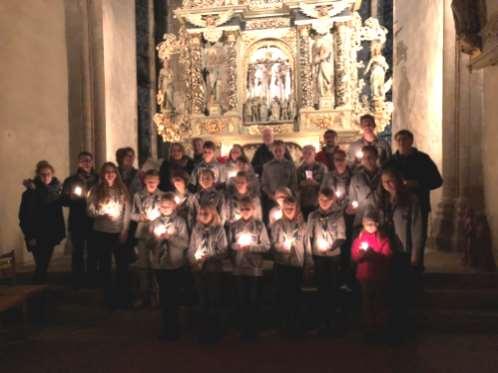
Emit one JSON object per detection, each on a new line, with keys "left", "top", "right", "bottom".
{"left": 222, "top": 171, "right": 262, "bottom": 225}
{"left": 347, "top": 145, "right": 383, "bottom": 232}
{"left": 228, "top": 197, "right": 271, "bottom": 341}
{"left": 351, "top": 210, "right": 392, "bottom": 340}
{"left": 192, "top": 169, "right": 225, "bottom": 223}
{"left": 87, "top": 162, "right": 131, "bottom": 307}
{"left": 306, "top": 187, "right": 346, "bottom": 335}
{"left": 226, "top": 156, "right": 260, "bottom": 196}
{"left": 270, "top": 196, "right": 312, "bottom": 337}
{"left": 150, "top": 193, "right": 189, "bottom": 341}
{"left": 297, "top": 145, "right": 327, "bottom": 219}
{"left": 188, "top": 201, "right": 228, "bottom": 343}
{"left": 19, "top": 161, "right": 65, "bottom": 284}
{"left": 130, "top": 169, "right": 164, "bottom": 308}
{"left": 268, "top": 187, "right": 293, "bottom": 226}
{"left": 170, "top": 170, "right": 195, "bottom": 230}
{"left": 191, "top": 141, "right": 225, "bottom": 190}
{"left": 61, "top": 151, "right": 99, "bottom": 289}
{"left": 223, "top": 144, "right": 247, "bottom": 181}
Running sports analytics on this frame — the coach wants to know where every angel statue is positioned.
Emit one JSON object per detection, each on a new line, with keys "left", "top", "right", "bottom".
{"left": 364, "top": 43, "right": 390, "bottom": 99}
{"left": 312, "top": 31, "right": 334, "bottom": 98}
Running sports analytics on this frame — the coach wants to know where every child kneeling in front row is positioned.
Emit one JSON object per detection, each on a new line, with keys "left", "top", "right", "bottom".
{"left": 351, "top": 210, "right": 392, "bottom": 340}
{"left": 228, "top": 196, "right": 270, "bottom": 341}
{"left": 188, "top": 201, "right": 228, "bottom": 344}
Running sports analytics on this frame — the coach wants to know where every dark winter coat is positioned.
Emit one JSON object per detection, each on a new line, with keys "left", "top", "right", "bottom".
{"left": 19, "top": 177, "right": 66, "bottom": 247}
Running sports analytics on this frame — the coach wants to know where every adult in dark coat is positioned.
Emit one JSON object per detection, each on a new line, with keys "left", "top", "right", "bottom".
{"left": 250, "top": 127, "right": 292, "bottom": 177}
{"left": 385, "top": 129, "right": 443, "bottom": 257}
{"left": 159, "top": 142, "right": 194, "bottom": 192}
{"left": 61, "top": 151, "right": 99, "bottom": 288}
{"left": 19, "top": 161, "right": 65, "bottom": 283}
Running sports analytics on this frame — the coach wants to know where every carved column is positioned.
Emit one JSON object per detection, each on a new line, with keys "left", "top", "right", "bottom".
{"left": 225, "top": 31, "right": 238, "bottom": 113}
{"left": 297, "top": 25, "right": 314, "bottom": 108}
{"left": 335, "top": 22, "right": 350, "bottom": 107}
{"left": 189, "top": 33, "right": 205, "bottom": 115}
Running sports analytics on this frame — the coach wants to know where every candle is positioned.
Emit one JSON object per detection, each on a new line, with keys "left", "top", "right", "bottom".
{"left": 145, "top": 207, "right": 160, "bottom": 221}
{"left": 237, "top": 232, "right": 253, "bottom": 247}
{"left": 351, "top": 200, "right": 359, "bottom": 209}
{"left": 227, "top": 170, "right": 238, "bottom": 179}
{"left": 272, "top": 208, "right": 283, "bottom": 222}
{"left": 233, "top": 211, "right": 241, "bottom": 221}
{"left": 194, "top": 247, "right": 207, "bottom": 261}
{"left": 153, "top": 224, "right": 167, "bottom": 237}
{"left": 335, "top": 190, "right": 343, "bottom": 198}
{"left": 102, "top": 201, "right": 121, "bottom": 219}
{"left": 174, "top": 195, "right": 181, "bottom": 205}
{"left": 316, "top": 237, "right": 330, "bottom": 252}
{"left": 360, "top": 241, "right": 369, "bottom": 251}
{"left": 283, "top": 235, "right": 295, "bottom": 252}
{"left": 305, "top": 170, "right": 313, "bottom": 180}
{"left": 355, "top": 150, "right": 364, "bottom": 160}
{"left": 73, "top": 186, "right": 83, "bottom": 197}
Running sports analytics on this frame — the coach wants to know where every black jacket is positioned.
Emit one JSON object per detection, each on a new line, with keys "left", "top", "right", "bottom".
{"left": 251, "top": 143, "right": 292, "bottom": 177}
{"left": 19, "top": 177, "right": 66, "bottom": 246}
{"left": 385, "top": 148, "right": 443, "bottom": 214}
{"left": 159, "top": 156, "right": 194, "bottom": 192}
{"left": 61, "top": 169, "right": 99, "bottom": 235}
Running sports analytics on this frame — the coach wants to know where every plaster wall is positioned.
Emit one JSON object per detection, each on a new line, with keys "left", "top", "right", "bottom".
{"left": 0, "top": 1, "right": 70, "bottom": 259}
{"left": 393, "top": 0, "right": 444, "bottom": 227}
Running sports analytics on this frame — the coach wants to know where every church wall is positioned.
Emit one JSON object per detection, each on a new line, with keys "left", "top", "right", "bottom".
{"left": 102, "top": 0, "right": 139, "bottom": 163}
{"left": 392, "top": 0, "right": 444, "bottom": 229}
{"left": 0, "top": 1, "right": 70, "bottom": 259}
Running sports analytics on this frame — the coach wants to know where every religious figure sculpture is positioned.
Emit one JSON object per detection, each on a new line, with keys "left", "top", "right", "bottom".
{"left": 270, "top": 97, "right": 281, "bottom": 121}
{"left": 158, "top": 59, "right": 175, "bottom": 112}
{"left": 260, "top": 98, "right": 269, "bottom": 122}
{"left": 202, "top": 41, "right": 225, "bottom": 111}
{"left": 364, "top": 43, "right": 389, "bottom": 99}
{"left": 312, "top": 31, "right": 335, "bottom": 99}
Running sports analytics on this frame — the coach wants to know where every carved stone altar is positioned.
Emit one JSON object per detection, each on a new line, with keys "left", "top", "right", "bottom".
{"left": 153, "top": 0, "right": 393, "bottom": 151}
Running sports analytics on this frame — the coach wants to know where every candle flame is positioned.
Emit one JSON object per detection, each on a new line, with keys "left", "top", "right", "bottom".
{"left": 351, "top": 200, "right": 359, "bottom": 209}
{"left": 317, "top": 237, "right": 329, "bottom": 252}
{"left": 360, "top": 241, "right": 369, "bottom": 251}
{"left": 227, "top": 170, "right": 238, "bottom": 179}
{"left": 153, "top": 224, "right": 167, "bottom": 237}
{"left": 237, "top": 232, "right": 253, "bottom": 247}
{"left": 102, "top": 201, "right": 121, "bottom": 219}
{"left": 145, "top": 207, "right": 161, "bottom": 221}
{"left": 194, "top": 247, "right": 207, "bottom": 261}
{"left": 356, "top": 150, "right": 364, "bottom": 160}
{"left": 335, "top": 190, "right": 342, "bottom": 198}
{"left": 174, "top": 195, "right": 181, "bottom": 205}
{"left": 73, "top": 186, "right": 83, "bottom": 197}
{"left": 272, "top": 208, "right": 283, "bottom": 222}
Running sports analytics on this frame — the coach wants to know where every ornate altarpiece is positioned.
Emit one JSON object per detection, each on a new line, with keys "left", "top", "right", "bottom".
{"left": 153, "top": 0, "right": 392, "bottom": 152}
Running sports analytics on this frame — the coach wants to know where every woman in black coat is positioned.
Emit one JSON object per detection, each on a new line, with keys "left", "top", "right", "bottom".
{"left": 19, "top": 161, "right": 65, "bottom": 283}
{"left": 159, "top": 142, "right": 194, "bottom": 192}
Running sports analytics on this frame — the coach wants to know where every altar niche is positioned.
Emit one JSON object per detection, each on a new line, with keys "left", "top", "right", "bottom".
{"left": 153, "top": 0, "right": 393, "bottom": 150}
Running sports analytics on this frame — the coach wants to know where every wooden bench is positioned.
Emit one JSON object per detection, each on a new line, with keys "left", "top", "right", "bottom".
{"left": 0, "top": 251, "right": 49, "bottom": 334}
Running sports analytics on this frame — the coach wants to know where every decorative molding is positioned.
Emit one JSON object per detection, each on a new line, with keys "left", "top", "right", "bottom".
{"left": 470, "top": 12, "right": 498, "bottom": 70}
{"left": 245, "top": 17, "right": 290, "bottom": 30}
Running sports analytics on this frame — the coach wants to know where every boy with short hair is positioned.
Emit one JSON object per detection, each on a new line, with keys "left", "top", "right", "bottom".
{"left": 297, "top": 145, "right": 327, "bottom": 218}
{"left": 191, "top": 141, "right": 224, "bottom": 189}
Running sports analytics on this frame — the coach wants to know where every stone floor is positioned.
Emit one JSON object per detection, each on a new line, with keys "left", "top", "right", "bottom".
{"left": 2, "top": 305, "right": 498, "bottom": 373}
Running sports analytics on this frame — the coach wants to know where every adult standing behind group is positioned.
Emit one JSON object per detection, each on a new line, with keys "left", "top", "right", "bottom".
{"left": 385, "top": 130, "right": 443, "bottom": 267}
{"left": 159, "top": 142, "right": 194, "bottom": 192}
{"left": 348, "top": 114, "right": 392, "bottom": 168}
{"left": 316, "top": 129, "right": 340, "bottom": 171}
{"left": 251, "top": 127, "right": 292, "bottom": 177}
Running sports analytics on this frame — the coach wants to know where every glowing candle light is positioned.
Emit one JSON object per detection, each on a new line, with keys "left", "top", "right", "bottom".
{"left": 283, "top": 235, "right": 295, "bottom": 252}
{"left": 351, "top": 200, "right": 359, "bottom": 209}
{"left": 153, "top": 224, "right": 167, "bottom": 238}
{"left": 73, "top": 186, "right": 83, "bottom": 197}
{"left": 194, "top": 247, "right": 207, "bottom": 261}
{"left": 316, "top": 237, "right": 330, "bottom": 252}
{"left": 360, "top": 241, "right": 369, "bottom": 251}
{"left": 102, "top": 201, "right": 121, "bottom": 219}
{"left": 227, "top": 169, "right": 238, "bottom": 179}
{"left": 145, "top": 207, "right": 161, "bottom": 221}
{"left": 305, "top": 170, "right": 313, "bottom": 180}
{"left": 272, "top": 208, "right": 283, "bottom": 222}
{"left": 356, "top": 150, "right": 364, "bottom": 160}
{"left": 335, "top": 190, "right": 343, "bottom": 198}
{"left": 237, "top": 232, "right": 253, "bottom": 247}
{"left": 174, "top": 195, "right": 182, "bottom": 205}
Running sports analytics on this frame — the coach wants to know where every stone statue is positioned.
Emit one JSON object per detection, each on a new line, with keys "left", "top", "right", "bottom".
{"left": 158, "top": 59, "right": 174, "bottom": 112}
{"left": 364, "top": 44, "right": 389, "bottom": 99}
{"left": 312, "top": 31, "right": 334, "bottom": 98}
{"left": 251, "top": 98, "right": 260, "bottom": 122}
{"left": 244, "top": 100, "right": 252, "bottom": 122}
{"left": 247, "top": 63, "right": 257, "bottom": 97}
{"left": 287, "top": 98, "right": 296, "bottom": 120}
{"left": 270, "top": 97, "right": 281, "bottom": 121}
{"left": 202, "top": 41, "right": 224, "bottom": 107}
{"left": 260, "top": 99, "right": 269, "bottom": 122}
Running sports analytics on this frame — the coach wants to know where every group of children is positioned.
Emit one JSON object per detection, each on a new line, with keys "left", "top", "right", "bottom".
{"left": 19, "top": 114, "right": 444, "bottom": 343}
